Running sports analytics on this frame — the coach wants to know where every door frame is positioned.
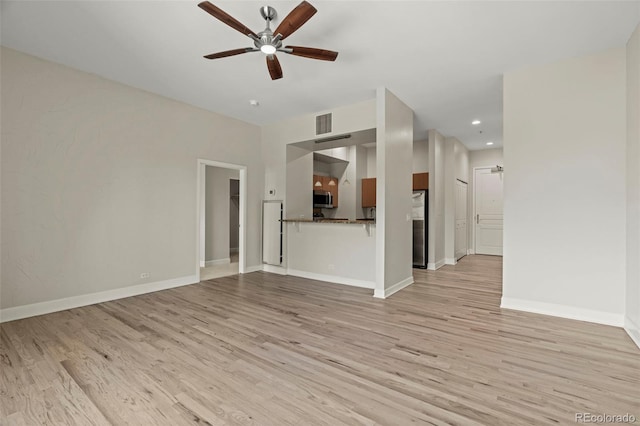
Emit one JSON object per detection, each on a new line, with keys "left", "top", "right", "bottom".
{"left": 196, "top": 159, "right": 247, "bottom": 282}
{"left": 455, "top": 179, "right": 468, "bottom": 261}
{"left": 472, "top": 166, "right": 502, "bottom": 255}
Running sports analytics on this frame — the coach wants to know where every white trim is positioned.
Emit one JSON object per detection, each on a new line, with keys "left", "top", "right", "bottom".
{"left": 199, "top": 165, "right": 206, "bottom": 269}
{"left": 427, "top": 259, "right": 446, "bottom": 270}
{"left": 287, "top": 269, "right": 375, "bottom": 289}
{"left": 468, "top": 249, "right": 475, "bottom": 255}
{"left": 263, "top": 264, "right": 287, "bottom": 275}
{"left": 500, "top": 297, "right": 624, "bottom": 327}
{"left": 625, "top": 316, "right": 640, "bottom": 350}
{"left": 374, "top": 276, "right": 414, "bottom": 299}
{"left": 0, "top": 275, "right": 198, "bottom": 323}
{"left": 243, "top": 265, "right": 264, "bottom": 273}
{"left": 204, "top": 258, "right": 231, "bottom": 267}
{"left": 445, "top": 257, "right": 457, "bottom": 265}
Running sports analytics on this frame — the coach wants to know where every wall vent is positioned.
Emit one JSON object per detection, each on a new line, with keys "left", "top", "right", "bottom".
{"left": 316, "top": 113, "right": 332, "bottom": 135}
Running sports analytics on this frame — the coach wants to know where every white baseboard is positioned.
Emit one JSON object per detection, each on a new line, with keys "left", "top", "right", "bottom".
{"left": 199, "top": 260, "right": 205, "bottom": 268}
{"left": 287, "top": 269, "right": 375, "bottom": 289}
{"left": 204, "top": 258, "right": 230, "bottom": 267}
{"left": 500, "top": 297, "right": 625, "bottom": 327}
{"left": 625, "top": 316, "right": 640, "bottom": 350}
{"left": 374, "top": 276, "right": 414, "bottom": 299}
{"left": 0, "top": 275, "right": 198, "bottom": 323}
{"left": 427, "top": 259, "right": 446, "bottom": 270}
{"left": 468, "top": 249, "right": 475, "bottom": 255}
{"left": 445, "top": 258, "right": 457, "bottom": 265}
{"left": 243, "top": 265, "right": 264, "bottom": 273}
{"left": 263, "top": 264, "right": 287, "bottom": 275}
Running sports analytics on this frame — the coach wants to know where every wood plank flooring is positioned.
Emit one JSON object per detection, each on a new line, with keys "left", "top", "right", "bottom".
{"left": 1, "top": 255, "right": 639, "bottom": 425}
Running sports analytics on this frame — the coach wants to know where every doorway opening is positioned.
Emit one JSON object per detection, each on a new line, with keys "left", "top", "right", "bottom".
{"left": 197, "top": 160, "right": 246, "bottom": 281}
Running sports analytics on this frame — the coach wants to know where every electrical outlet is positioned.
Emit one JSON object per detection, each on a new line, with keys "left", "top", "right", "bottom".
{"left": 140, "top": 272, "right": 150, "bottom": 279}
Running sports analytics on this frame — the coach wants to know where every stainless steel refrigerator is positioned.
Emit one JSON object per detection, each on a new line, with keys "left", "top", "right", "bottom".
{"left": 412, "top": 190, "right": 428, "bottom": 268}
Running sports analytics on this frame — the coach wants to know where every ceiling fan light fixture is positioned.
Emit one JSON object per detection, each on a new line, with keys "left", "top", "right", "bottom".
{"left": 260, "top": 44, "right": 277, "bottom": 54}
{"left": 199, "top": 1, "right": 337, "bottom": 80}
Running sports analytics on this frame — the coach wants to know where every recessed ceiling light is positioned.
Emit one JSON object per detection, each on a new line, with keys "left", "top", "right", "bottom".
{"left": 249, "top": 100, "right": 260, "bottom": 107}
{"left": 486, "top": 141, "right": 494, "bottom": 146}
{"left": 472, "top": 120, "right": 481, "bottom": 125}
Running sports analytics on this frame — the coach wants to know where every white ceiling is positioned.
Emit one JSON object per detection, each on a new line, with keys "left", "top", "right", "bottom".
{"left": 2, "top": 1, "right": 639, "bottom": 150}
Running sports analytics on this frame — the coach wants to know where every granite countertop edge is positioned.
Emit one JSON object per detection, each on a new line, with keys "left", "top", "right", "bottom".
{"left": 282, "top": 219, "right": 376, "bottom": 224}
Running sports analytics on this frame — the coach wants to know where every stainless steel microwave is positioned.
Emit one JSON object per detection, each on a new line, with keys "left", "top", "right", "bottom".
{"left": 313, "top": 191, "right": 333, "bottom": 208}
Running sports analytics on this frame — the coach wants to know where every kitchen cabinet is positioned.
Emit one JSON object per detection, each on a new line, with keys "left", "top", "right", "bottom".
{"left": 313, "top": 174, "right": 324, "bottom": 189}
{"left": 362, "top": 177, "right": 376, "bottom": 208}
{"left": 413, "top": 172, "right": 429, "bottom": 190}
{"left": 361, "top": 173, "right": 427, "bottom": 208}
{"left": 313, "top": 174, "right": 339, "bottom": 208}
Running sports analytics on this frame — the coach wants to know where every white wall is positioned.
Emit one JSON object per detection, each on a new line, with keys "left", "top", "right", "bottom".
{"left": 0, "top": 47, "right": 263, "bottom": 314}
{"left": 261, "top": 99, "right": 376, "bottom": 205}
{"left": 443, "top": 137, "right": 469, "bottom": 263}
{"left": 413, "top": 139, "right": 429, "bottom": 173}
{"left": 375, "top": 88, "right": 414, "bottom": 298}
{"left": 287, "top": 223, "right": 376, "bottom": 288}
{"left": 626, "top": 23, "right": 640, "bottom": 347}
{"left": 366, "top": 146, "right": 376, "bottom": 177}
{"left": 285, "top": 146, "right": 313, "bottom": 220}
{"left": 205, "top": 167, "right": 239, "bottom": 263}
{"left": 355, "top": 145, "right": 367, "bottom": 216}
{"left": 503, "top": 47, "right": 627, "bottom": 326}
{"left": 331, "top": 147, "right": 356, "bottom": 220}
{"left": 469, "top": 148, "right": 504, "bottom": 252}
{"left": 469, "top": 148, "right": 504, "bottom": 172}
{"left": 428, "top": 130, "right": 446, "bottom": 269}
{"left": 262, "top": 99, "right": 376, "bottom": 273}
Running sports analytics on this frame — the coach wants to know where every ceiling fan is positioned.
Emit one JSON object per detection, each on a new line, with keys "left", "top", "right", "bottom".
{"left": 198, "top": 1, "right": 338, "bottom": 80}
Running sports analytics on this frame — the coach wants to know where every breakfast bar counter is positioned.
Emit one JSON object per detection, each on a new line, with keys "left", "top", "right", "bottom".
{"left": 282, "top": 218, "right": 376, "bottom": 289}
{"left": 282, "top": 218, "right": 375, "bottom": 224}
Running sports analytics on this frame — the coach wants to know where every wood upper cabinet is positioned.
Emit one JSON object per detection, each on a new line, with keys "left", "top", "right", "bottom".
{"left": 362, "top": 178, "right": 376, "bottom": 208}
{"left": 362, "top": 173, "right": 426, "bottom": 208}
{"left": 313, "top": 175, "right": 324, "bottom": 190}
{"left": 413, "top": 172, "right": 429, "bottom": 190}
{"left": 313, "top": 175, "right": 339, "bottom": 208}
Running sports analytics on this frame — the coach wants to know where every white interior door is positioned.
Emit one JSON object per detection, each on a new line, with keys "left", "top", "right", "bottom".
{"left": 475, "top": 168, "right": 504, "bottom": 255}
{"left": 455, "top": 180, "right": 468, "bottom": 260}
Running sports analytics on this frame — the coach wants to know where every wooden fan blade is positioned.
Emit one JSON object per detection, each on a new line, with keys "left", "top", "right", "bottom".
{"left": 285, "top": 46, "right": 338, "bottom": 61}
{"left": 266, "top": 55, "right": 283, "bottom": 80}
{"left": 204, "top": 48, "right": 255, "bottom": 59}
{"left": 198, "top": 1, "right": 258, "bottom": 38}
{"left": 273, "top": 1, "right": 317, "bottom": 40}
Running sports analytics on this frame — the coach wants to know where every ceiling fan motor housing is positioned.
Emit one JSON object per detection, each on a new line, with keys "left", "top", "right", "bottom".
{"left": 198, "top": 1, "right": 338, "bottom": 80}
{"left": 255, "top": 6, "right": 283, "bottom": 52}
{"left": 260, "top": 5, "right": 277, "bottom": 21}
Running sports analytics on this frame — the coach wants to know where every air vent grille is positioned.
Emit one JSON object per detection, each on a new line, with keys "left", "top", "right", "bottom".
{"left": 316, "top": 113, "right": 332, "bottom": 135}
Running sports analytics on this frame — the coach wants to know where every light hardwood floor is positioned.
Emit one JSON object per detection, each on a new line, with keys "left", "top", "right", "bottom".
{"left": 1, "top": 255, "right": 638, "bottom": 425}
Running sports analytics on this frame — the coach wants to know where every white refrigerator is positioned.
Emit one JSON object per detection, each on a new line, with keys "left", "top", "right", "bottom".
{"left": 262, "top": 201, "right": 283, "bottom": 265}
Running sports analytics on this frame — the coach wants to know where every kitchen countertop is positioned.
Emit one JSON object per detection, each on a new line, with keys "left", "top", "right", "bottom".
{"left": 282, "top": 218, "right": 376, "bottom": 224}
